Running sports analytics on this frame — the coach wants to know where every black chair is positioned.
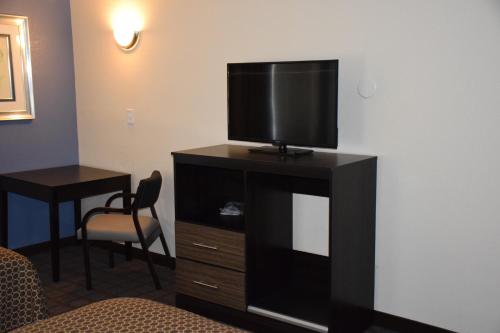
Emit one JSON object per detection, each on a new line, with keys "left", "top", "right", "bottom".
{"left": 79, "top": 171, "right": 170, "bottom": 290}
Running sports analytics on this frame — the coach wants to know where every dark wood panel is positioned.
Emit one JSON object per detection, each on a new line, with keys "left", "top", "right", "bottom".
{"left": 0, "top": 166, "right": 131, "bottom": 202}
{"left": 172, "top": 144, "right": 374, "bottom": 170}
{"left": 330, "top": 158, "right": 377, "bottom": 332}
{"left": 171, "top": 145, "right": 378, "bottom": 332}
{"left": 176, "top": 258, "right": 246, "bottom": 311}
{"left": 49, "top": 198, "right": 60, "bottom": 281}
{"left": 174, "top": 152, "right": 332, "bottom": 179}
{"left": 55, "top": 175, "right": 130, "bottom": 201}
{"left": 0, "top": 177, "right": 52, "bottom": 201}
{"left": 0, "top": 165, "right": 130, "bottom": 187}
{"left": 176, "top": 221, "right": 245, "bottom": 271}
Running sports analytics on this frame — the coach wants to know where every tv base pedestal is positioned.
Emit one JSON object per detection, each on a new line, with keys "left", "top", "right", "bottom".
{"left": 248, "top": 144, "right": 313, "bottom": 156}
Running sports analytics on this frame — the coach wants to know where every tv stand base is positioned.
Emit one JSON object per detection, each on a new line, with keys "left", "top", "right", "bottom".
{"left": 248, "top": 144, "right": 313, "bottom": 156}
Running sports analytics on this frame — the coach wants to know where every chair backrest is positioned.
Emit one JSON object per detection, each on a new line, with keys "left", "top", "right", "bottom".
{"left": 133, "top": 171, "right": 162, "bottom": 209}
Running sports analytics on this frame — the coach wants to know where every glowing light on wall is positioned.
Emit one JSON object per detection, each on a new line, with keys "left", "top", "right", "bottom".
{"left": 112, "top": 5, "right": 143, "bottom": 51}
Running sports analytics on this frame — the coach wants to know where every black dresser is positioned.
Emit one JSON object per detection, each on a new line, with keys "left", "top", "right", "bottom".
{"left": 172, "top": 144, "right": 377, "bottom": 333}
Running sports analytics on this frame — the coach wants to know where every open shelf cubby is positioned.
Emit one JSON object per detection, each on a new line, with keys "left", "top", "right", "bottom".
{"left": 249, "top": 250, "right": 330, "bottom": 327}
{"left": 174, "top": 163, "right": 245, "bottom": 232}
{"left": 246, "top": 171, "right": 331, "bottom": 328}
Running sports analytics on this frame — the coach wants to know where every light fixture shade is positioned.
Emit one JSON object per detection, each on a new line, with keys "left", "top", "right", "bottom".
{"left": 113, "top": 28, "right": 140, "bottom": 51}
{"left": 112, "top": 5, "right": 143, "bottom": 51}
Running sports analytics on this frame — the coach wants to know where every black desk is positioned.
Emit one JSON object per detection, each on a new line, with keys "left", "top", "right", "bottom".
{"left": 0, "top": 165, "right": 131, "bottom": 282}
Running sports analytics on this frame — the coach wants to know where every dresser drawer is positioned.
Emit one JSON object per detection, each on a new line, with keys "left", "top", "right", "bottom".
{"left": 176, "top": 259, "right": 246, "bottom": 311}
{"left": 176, "top": 221, "right": 245, "bottom": 272}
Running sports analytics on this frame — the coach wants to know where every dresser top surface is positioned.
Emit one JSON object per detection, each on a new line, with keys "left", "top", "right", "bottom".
{"left": 172, "top": 144, "right": 375, "bottom": 170}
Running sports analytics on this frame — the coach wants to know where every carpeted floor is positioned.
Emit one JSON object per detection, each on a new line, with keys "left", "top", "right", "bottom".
{"left": 29, "top": 244, "right": 175, "bottom": 317}
{"left": 27, "top": 244, "right": 395, "bottom": 333}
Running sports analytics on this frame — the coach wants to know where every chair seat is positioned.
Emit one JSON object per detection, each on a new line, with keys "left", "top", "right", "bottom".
{"left": 77, "top": 214, "right": 160, "bottom": 243}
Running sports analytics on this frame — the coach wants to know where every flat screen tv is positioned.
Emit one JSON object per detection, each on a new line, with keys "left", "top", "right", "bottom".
{"left": 228, "top": 59, "right": 338, "bottom": 155}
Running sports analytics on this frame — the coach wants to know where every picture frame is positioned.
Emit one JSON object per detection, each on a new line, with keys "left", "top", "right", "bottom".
{"left": 0, "top": 14, "right": 35, "bottom": 121}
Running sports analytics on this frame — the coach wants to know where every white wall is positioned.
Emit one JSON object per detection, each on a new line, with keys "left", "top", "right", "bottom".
{"left": 70, "top": 1, "right": 500, "bottom": 332}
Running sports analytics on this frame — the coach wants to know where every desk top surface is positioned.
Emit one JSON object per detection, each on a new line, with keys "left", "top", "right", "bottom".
{"left": 0, "top": 165, "right": 130, "bottom": 188}
{"left": 172, "top": 144, "right": 376, "bottom": 170}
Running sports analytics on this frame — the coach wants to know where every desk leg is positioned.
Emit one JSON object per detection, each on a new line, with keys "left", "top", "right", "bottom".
{"left": 0, "top": 191, "right": 7, "bottom": 248}
{"left": 49, "top": 199, "right": 60, "bottom": 282}
{"left": 74, "top": 199, "right": 81, "bottom": 243}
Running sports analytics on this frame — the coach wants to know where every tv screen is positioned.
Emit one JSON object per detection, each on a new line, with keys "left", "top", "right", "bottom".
{"left": 228, "top": 60, "right": 338, "bottom": 149}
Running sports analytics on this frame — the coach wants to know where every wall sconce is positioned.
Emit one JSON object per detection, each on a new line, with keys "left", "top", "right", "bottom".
{"left": 113, "top": 27, "right": 140, "bottom": 51}
{"left": 112, "top": 6, "right": 142, "bottom": 51}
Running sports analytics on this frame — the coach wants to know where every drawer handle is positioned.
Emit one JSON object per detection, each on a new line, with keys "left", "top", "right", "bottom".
{"left": 192, "top": 280, "right": 219, "bottom": 289}
{"left": 192, "top": 242, "right": 218, "bottom": 250}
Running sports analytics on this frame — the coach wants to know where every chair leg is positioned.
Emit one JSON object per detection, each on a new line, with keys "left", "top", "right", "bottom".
{"left": 132, "top": 212, "right": 161, "bottom": 289}
{"left": 82, "top": 236, "right": 92, "bottom": 290}
{"left": 108, "top": 248, "right": 115, "bottom": 268}
{"left": 135, "top": 235, "right": 161, "bottom": 289}
{"left": 142, "top": 242, "right": 161, "bottom": 290}
{"left": 159, "top": 232, "right": 171, "bottom": 258}
{"left": 125, "top": 241, "right": 132, "bottom": 261}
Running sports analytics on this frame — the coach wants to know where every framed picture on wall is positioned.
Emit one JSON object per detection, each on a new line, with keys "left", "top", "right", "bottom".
{"left": 0, "top": 14, "right": 35, "bottom": 121}
{"left": 0, "top": 34, "right": 15, "bottom": 102}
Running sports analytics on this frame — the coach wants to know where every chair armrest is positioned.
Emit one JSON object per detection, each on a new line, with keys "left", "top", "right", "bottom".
{"left": 105, "top": 192, "right": 137, "bottom": 208}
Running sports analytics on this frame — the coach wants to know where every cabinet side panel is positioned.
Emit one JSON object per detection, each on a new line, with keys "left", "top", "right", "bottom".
{"left": 330, "top": 158, "right": 377, "bottom": 332}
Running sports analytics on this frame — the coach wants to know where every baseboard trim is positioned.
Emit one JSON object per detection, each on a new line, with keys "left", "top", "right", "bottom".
{"left": 373, "top": 310, "right": 456, "bottom": 333}
{"left": 177, "top": 294, "right": 455, "bottom": 333}
{"left": 13, "top": 236, "right": 176, "bottom": 270}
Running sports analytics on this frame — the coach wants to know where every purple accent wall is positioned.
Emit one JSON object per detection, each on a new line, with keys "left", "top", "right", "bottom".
{"left": 0, "top": 0, "right": 79, "bottom": 248}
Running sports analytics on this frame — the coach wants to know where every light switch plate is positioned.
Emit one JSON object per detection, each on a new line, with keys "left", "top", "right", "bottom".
{"left": 127, "top": 108, "right": 135, "bottom": 126}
